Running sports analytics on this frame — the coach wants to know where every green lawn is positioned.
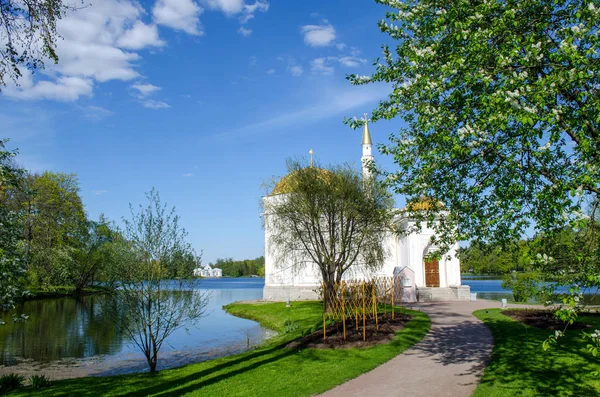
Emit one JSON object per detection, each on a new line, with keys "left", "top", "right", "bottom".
{"left": 9, "top": 301, "right": 430, "bottom": 396}
{"left": 473, "top": 309, "right": 600, "bottom": 397}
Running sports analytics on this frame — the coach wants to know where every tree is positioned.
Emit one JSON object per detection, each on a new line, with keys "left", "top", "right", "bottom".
{"left": 212, "top": 256, "right": 265, "bottom": 277}
{"left": 114, "top": 189, "right": 208, "bottom": 372}
{"left": 351, "top": 0, "right": 599, "bottom": 249}
{"left": 0, "top": 139, "right": 26, "bottom": 319}
{"left": 20, "top": 172, "right": 88, "bottom": 287}
{"left": 0, "top": 0, "right": 80, "bottom": 88}
{"left": 355, "top": 0, "right": 600, "bottom": 361}
{"left": 71, "top": 215, "right": 118, "bottom": 294}
{"left": 263, "top": 161, "right": 394, "bottom": 312}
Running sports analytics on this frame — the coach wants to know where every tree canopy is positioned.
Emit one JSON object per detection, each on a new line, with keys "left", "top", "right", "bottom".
{"left": 212, "top": 256, "right": 265, "bottom": 277}
{"left": 351, "top": 0, "right": 599, "bottom": 247}
{"left": 263, "top": 161, "right": 394, "bottom": 310}
{"left": 0, "top": 0, "right": 78, "bottom": 88}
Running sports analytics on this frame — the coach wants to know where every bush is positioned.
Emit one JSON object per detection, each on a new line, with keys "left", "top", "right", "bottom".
{"left": 0, "top": 373, "right": 25, "bottom": 393}
{"left": 502, "top": 272, "right": 540, "bottom": 302}
{"left": 29, "top": 374, "right": 51, "bottom": 389}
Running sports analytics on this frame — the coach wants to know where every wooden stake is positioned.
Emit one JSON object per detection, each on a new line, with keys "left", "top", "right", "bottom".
{"left": 373, "top": 283, "right": 378, "bottom": 330}
{"left": 362, "top": 281, "right": 366, "bottom": 341}
{"left": 323, "top": 314, "right": 326, "bottom": 340}
{"left": 342, "top": 282, "right": 346, "bottom": 341}
{"left": 391, "top": 277, "right": 395, "bottom": 320}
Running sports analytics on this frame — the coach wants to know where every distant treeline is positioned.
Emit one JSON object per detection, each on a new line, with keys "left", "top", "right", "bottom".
{"left": 211, "top": 256, "right": 265, "bottom": 277}
{"left": 459, "top": 240, "right": 530, "bottom": 275}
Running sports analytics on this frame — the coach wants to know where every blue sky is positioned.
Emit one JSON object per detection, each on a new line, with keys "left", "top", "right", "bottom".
{"left": 2, "top": 0, "right": 405, "bottom": 263}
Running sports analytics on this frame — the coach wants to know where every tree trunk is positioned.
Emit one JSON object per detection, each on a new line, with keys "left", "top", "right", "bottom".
{"left": 322, "top": 279, "right": 335, "bottom": 313}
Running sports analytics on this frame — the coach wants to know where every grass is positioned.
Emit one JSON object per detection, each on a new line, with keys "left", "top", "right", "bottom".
{"left": 8, "top": 301, "right": 430, "bottom": 396}
{"left": 473, "top": 309, "right": 600, "bottom": 397}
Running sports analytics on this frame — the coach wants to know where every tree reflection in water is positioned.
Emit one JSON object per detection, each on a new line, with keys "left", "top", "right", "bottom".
{"left": 0, "top": 295, "right": 127, "bottom": 365}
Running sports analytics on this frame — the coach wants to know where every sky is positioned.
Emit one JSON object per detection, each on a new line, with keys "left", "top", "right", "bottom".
{"left": 2, "top": 0, "right": 406, "bottom": 264}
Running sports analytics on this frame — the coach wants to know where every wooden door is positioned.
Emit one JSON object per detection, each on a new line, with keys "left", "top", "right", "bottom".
{"left": 424, "top": 259, "right": 440, "bottom": 287}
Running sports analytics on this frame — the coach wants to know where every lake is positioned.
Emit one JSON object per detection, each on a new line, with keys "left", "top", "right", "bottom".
{"left": 462, "top": 275, "right": 600, "bottom": 304}
{"left": 0, "top": 278, "right": 272, "bottom": 379}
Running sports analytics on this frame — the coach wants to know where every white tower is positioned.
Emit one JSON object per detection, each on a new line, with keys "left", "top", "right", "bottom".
{"left": 361, "top": 114, "right": 374, "bottom": 180}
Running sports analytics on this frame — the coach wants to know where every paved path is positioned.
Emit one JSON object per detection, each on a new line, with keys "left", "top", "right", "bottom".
{"left": 320, "top": 299, "right": 504, "bottom": 397}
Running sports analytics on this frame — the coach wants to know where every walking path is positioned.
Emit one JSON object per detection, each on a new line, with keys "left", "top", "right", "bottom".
{"left": 320, "top": 299, "right": 505, "bottom": 397}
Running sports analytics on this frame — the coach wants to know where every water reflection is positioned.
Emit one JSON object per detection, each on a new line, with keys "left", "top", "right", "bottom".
{"left": 0, "top": 295, "right": 126, "bottom": 365}
{"left": 0, "top": 278, "right": 267, "bottom": 376}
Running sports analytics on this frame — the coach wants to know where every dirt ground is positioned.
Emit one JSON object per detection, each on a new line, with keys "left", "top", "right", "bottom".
{"left": 502, "top": 309, "right": 598, "bottom": 330}
{"left": 288, "top": 313, "right": 413, "bottom": 349}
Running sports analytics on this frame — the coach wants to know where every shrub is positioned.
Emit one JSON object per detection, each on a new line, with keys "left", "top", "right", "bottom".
{"left": 0, "top": 373, "right": 25, "bottom": 393}
{"left": 29, "top": 374, "right": 51, "bottom": 389}
{"left": 502, "top": 272, "right": 540, "bottom": 302}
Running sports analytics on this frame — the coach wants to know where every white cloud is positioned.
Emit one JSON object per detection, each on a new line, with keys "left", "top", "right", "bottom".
{"left": 117, "top": 21, "right": 165, "bottom": 49}
{"left": 4, "top": 72, "right": 93, "bottom": 101}
{"left": 142, "top": 99, "right": 171, "bottom": 109}
{"left": 336, "top": 42, "right": 347, "bottom": 50}
{"left": 310, "top": 58, "right": 334, "bottom": 75}
{"left": 202, "top": 1, "right": 269, "bottom": 25}
{"left": 307, "top": 56, "right": 367, "bottom": 76}
{"left": 93, "top": 190, "right": 109, "bottom": 195}
{"left": 300, "top": 23, "right": 336, "bottom": 47}
{"left": 238, "top": 27, "right": 253, "bottom": 36}
{"left": 2, "top": 0, "right": 176, "bottom": 101}
{"left": 249, "top": 55, "right": 257, "bottom": 66}
{"left": 182, "top": 173, "right": 194, "bottom": 177}
{"left": 289, "top": 65, "right": 303, "bottom": 77}
{"left": 266, "top": 69, "right": 275, "bottom": 75}
{"left": 227, "top": 83, "right": 388, "bottom": 136}
{"left": 131, "top": 83, "right": 162, "bottom": 97}
{"left": 203, "top": 0, "right": 245, "bottom": 14}
{"left": 153, "top": 0, "right": 204, "bottom": 35}
{"left": 80, "top": 105, "right": 112, "bottom": 120}
{"left": 337, "top": 56, "right": 367, "bottom": 68}
{"left": 239, "top": 1, "right": 269, "bottom": 23}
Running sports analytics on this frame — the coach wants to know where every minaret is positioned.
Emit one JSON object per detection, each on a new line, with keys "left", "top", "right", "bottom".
{"left": 361, "top": 114, "right": 374, "bottom": 180}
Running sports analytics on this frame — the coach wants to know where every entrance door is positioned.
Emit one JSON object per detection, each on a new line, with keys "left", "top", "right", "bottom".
{"left": 424, "top": 259, "right": 440, "bottom": 287}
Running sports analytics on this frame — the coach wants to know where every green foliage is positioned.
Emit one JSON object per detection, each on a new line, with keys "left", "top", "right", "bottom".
{"left": 29, "top": 374, "right": 51, "bottom": 389}
{"left": 0, "top": 139, "right": 27, "bottom": 315}
{"left": 264, "top": 160, "right": 394, "bottom": 312}
{"left": 212, "top": 256, "right": 265, "bottom": 277}
{"left": 0, "top": 373, "right": 24, "bottom": 393}
{"left": 351, "top": 0, "right": 599, "bottom": 251}
{"left": 460, "top": 240, "right": 531, "bottom": 274}
{"left": 0, "top": 1, "right": 75, "bottom": 88}
{"left": 501, "top": 272, "right": 540, "bottom": 302}
{"left": 114, "top": 189, "right": 208, "bottom": 373}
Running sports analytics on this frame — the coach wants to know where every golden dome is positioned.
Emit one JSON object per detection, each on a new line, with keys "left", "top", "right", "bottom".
{"left": 271, "top": 167, "right": 335, "bottom": 195}
{"left": 406, "top": 197, "right": 444, "bottom": 211}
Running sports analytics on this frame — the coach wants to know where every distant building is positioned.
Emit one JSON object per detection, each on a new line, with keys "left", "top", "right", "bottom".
{"left": 193, "top": 266, "right": 223, "bottom": 278}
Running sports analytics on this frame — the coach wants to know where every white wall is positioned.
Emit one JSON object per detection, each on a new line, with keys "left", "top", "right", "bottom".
{"left": 263, "top": 197, "right": 462, "bottom": 290}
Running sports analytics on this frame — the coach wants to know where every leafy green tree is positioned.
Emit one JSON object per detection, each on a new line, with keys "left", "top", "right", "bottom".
{"left": 460, "top": 240, "right": 530, "bottom": 274}
{"left": 212, "top": 256, "right": 265, "bottom": 277}
{"left": 0, "top": 0, "right": 81, "bottom": 88}
{"left": 0, "top": 139, "right": 26, "bottom": 319}
{"left": 71, "top": 215, "right": 118, "bottom": 294}
{"left": 263, "top": 161, "right": 394, "bottom": 312}
{"left": 21, "top": 172, "right": 88, "bottom": 288}
{"left": 352, "top": 0, "right": 599, "bottom": 249}
{"left": 113, "top": 189, "right": 209, "bottom": 372}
